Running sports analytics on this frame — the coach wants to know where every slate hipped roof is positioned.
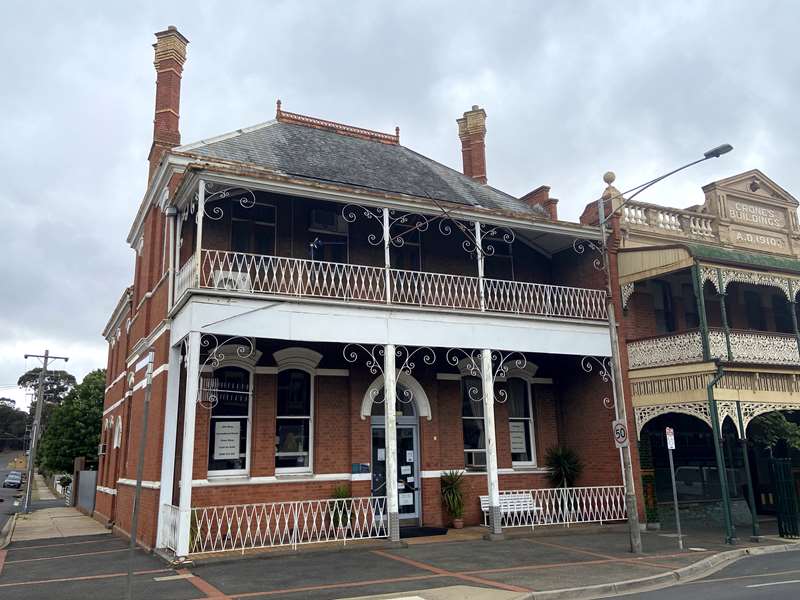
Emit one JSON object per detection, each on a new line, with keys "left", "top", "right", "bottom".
{"left": 177, "top": 119, "right": 540, "bottom": 216}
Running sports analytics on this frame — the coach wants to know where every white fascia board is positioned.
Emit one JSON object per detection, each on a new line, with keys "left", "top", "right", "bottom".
{"left": 174, "top": 164, "right": 604, "bottom": 242}
{"left": 126, "top": 155, "right": 191, "bottom": 246}
{"left": 172, "top": 296, "right": 612, "bottom": 357}
{"left": 102, "top": 288, "right": 132, "bottom": 339}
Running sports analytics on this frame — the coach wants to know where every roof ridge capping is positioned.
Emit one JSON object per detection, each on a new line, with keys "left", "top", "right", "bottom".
{"left": 275, "top": 99, "right": 400, "bottom": 145}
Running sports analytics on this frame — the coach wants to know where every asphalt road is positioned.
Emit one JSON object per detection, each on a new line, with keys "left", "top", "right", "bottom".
{"left": 628, "top": 551, "right": 800, "bottom": 599}
{"left": 0, "top": 451, "right": 25, "bottom": 532}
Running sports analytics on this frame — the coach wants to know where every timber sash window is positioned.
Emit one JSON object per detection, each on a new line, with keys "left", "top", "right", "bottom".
{"left": 231, "top": 202, "right": 276, "bottom": 255}
{"left": 207, "top": 366, "right": 250, "bottom": 475}
{"left": 461, "top": 376, "right": 486, "bottom": 470}
{"left": 505, "top": 378, "right": 536, "bottom": 466}
{"left": 276, "top": 369, "right": 313, "bottom": 472}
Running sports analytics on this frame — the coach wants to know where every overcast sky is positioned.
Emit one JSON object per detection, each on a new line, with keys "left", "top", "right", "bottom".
{"left": 1, "top": 1, "right": 798, "bottom": 408}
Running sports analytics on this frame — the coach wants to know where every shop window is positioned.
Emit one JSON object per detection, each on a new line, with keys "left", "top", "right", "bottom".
{"left": 231, "top": 201, "right": 276, "bottom": 255}
{"left": 276, "top": 369, "right": 313, "bottom": 472}
{"left": 503, "top": 378, "right": 536, "bottom": 466}
{"left": 207, "top": 366, "right": 250, "bottom": 475}
{"left": 462, "top": 376, "right": 486, "bottom": 470}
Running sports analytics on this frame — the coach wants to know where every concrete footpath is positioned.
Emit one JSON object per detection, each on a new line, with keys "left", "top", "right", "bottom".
{"left": 1, "top": 515, "right": 798, "bottom": 599}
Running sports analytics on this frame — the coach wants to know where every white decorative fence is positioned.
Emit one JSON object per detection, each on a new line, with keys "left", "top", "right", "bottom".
{"left": 183, "top": 250, "right": 606, "bottom": 321}
{"left": 487, "top": 486, "right": 627, "bottom": 529}
{"left": 174, "top": 257, "right": 197, "bottom": 302}
{"left": 189, "top": 496, "right": 388, "bottom": 554}
{"left": 627, "top": 331, "right": 704, "bottom": 369}
{"left": 160, "top": 503, "right": 180, "bottom": 552}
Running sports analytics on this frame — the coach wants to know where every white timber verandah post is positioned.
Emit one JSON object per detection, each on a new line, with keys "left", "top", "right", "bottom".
{"left": 383, "top": 208, "right": 391, "bottom": 304}
{"left": 481, "top": 348, "right": 503, "bottom": 538}
{"left": 155, "top": 342, "right": 183, "bottom": 548}
{"left": 176, "top": 331, "right": 201, "bottom": 558}
{"left": 194, "top": 179, "right": 205, "bottom": 287}
{"left": 475, "top": 221, "right": 486, "bottom": 311}
{"left": 384, "top": 343, "right": 400, "bottom": 541}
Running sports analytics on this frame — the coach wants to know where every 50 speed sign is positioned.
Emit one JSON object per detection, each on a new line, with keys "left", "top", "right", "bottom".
{"left": 612, "top": 419, "right": 629, "bottom": 448}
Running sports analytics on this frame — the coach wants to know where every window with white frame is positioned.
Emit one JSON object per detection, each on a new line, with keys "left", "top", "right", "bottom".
{"left": 207, "top": 366, "right": 251, "bottom": 474}
{"left": 276, "top": 369, "right": 313, "bottom": 471}
{"left": 461, "top": 376, "right": 486, "bottom": 470}
{"left": 503, "top": 377, "right": 536, "bottom": 466}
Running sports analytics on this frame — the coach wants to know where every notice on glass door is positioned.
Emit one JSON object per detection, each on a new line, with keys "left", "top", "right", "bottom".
{"left": 406, "top": 450, "right": 414, "bottom": 463}
{"left": 213, "top": 421, "right": 240, "bottom": 460}
{"left": 399, "top": 493, "right": 414, "bottom": 506}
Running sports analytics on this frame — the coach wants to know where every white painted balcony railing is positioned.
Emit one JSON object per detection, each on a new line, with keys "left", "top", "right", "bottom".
{"left": 175, "top": 257, "right": 197, "bottom": 303}
{"left": 627, "top": 330, "right": 704, "bottom": 369}
{"left": 628, "top": 328, "right": 800, "bottom": 369}
{"left": 484, "top": 485, "right": 627, "bottom": 529}
{"left": 621, "top": 201, "right": 715, "bottom": 239}
{"left": 709, "top": 329, "right": 800, "bottom": 366}
{"left": 160, "top": 503, "right": 180, "bottom": 552}
{"left": 189, "top": 496, "right": 388, "bottom": 554}
{"left": 175, "top": 250, "right": 607, "bottom": 321}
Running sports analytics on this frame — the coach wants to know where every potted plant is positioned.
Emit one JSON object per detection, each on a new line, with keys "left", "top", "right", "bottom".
{"left": 440, "top": 470, "right": 465, "bottom": 528}
{"left": 545, "top": 447, "right": 584, "bottom": 522}
{"left": 331, "top": 484, "right": 351, "bottom": 536}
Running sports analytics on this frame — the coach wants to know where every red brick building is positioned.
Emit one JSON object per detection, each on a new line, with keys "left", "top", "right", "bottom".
{"left": 95, "top": 27, "right": 629, "bottom": 557}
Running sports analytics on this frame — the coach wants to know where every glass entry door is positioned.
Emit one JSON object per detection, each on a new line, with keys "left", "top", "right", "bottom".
{"left": 371, "top": 424, "right": 420, "bottom": 520}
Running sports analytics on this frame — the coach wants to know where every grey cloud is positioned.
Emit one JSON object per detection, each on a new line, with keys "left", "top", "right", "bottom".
{"left": 1, "top": 0, "right": 798, "bottom": 404}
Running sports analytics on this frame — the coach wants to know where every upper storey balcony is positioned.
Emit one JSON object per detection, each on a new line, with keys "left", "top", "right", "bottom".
{"left": 170, "top": 182, "right": 607, "bottom": 324}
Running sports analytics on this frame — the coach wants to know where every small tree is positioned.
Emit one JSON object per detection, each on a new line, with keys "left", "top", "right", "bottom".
{"left": 38, "top": 369, "right": 105, "bottom": 474}
{"left": 545, "top": 446, "right": 584, "bottom": 488}
{"left": 748, "top": 411, "right": 800, "bottom": 452}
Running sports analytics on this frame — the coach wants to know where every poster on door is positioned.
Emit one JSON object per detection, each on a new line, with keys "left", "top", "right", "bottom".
{"left": 213, "top": 421, "right": 240, "bottom": 460}
{"left": 399, "top": 492, "right": 414, "bottom": 506}
{"left": 509, "top": 421, "right": 527, "bottom": 454}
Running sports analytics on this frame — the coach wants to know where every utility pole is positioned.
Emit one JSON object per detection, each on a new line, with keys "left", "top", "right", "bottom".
{"left": 22, "top": 349, "right": 69, "bottom": 513}
{"left": 127, "top": 349, "right": 154, "bottom": 600}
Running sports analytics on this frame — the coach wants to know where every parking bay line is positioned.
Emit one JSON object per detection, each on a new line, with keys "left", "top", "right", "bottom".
{"left": 747, "top": 579, "right": 800, "bottom": 588}
{"left": 4, "top": 548, "right": 127, "bottom": 564}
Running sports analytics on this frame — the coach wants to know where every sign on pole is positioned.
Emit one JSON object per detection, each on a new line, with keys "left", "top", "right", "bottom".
{"left": 612, "top": 419, "right": 629, "bottom": 449}
{"left": 666, "top": 426, "right": 676, "bottom": 450}
{"left": 666, "top": 426, "right": 683, "bottom": 550}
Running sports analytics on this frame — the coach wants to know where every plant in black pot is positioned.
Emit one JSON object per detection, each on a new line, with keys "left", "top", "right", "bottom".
{"left": 331, "top": 484, "right": 351, "bottom": 536}
{"left": 545, "top": 446, "right": 584, "bottom": 522}
{"left": 440, "top": 470, "right": 465, "bottom": 529}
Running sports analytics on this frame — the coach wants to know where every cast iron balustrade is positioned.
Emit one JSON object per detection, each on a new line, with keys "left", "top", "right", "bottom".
{"left": 188, "top": 496, "right": 388, "bottom": 554}
{"left": 486, "top": 485, "right": 627, "bottom": 529}
{"left": 173, "top": 250, "right": 608, "bottom": 321}
{"left": 628, "top": 328, "right": 800, "bottom": 369}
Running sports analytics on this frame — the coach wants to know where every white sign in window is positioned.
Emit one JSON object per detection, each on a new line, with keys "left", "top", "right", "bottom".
{"left": 509, "top": 421, "right": 527, "bottom": 454}
{"left": 399, "top": 492, "right": 414, "bottom": 506}
{"left": 213, "top": 421, "right": 241, "bottom": 460}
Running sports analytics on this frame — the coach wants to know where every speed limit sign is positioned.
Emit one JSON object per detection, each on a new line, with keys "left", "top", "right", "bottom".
{"left": 612, "top": 419, "right": 629, "bottom": 448}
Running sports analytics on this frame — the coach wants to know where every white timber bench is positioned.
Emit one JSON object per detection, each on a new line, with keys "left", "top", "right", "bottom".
{"left": 480, "top": 492, "right": 541, "bottom": 530}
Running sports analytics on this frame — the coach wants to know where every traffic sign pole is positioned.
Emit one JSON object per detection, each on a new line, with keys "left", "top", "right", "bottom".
{"left": 666, "top": 427, "right": 683, "bottom": 551}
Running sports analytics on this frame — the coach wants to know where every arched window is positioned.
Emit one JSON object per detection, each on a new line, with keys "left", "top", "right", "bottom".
{"left": 370, "top": 384, "right": 416, "bottom": 418}
{"left": 276, "top": 369, "right": 313, "bottom": 472}
{"left": 207, "top": 366, "right": 251, "bottom": 475}
{"left": 113, "top": 416, "right": 123, "bottom": 449}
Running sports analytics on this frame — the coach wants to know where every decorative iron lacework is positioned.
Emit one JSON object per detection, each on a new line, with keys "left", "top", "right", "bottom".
{"left": 621, "top": 283, "right": 635, "bottom": 309}
{"left": 631, "top": 372, "right": 710, "bottom": 397}
{"left": 444, "top": 348, "right": 527, "bottom": 403}
{"left": 580, "top": 356, "right": 615, "bottom": 410}
{"left": 708, "top": 329, "right": 800, "bottom": 366}
{"left": 195, "top": 334, "right": 256, "bottom": 409}
{"left": 342, "top": 344, "right": 435, "bottom": 405}
{"left": 627, "top": 331, "right": 703, "bottom": 370}
{"left": 200, "top": 183, "right": 257, "bottom": 221}
{"left": 572, "top": 238, "right": 606, "bottom": 272}
{"left": 699, "top": 265, "right": 794, "bottom": 300}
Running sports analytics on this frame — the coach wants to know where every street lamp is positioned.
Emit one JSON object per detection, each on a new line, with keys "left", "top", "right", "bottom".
{"left": 595, "top": 144, "right": 733, "bottom": 554}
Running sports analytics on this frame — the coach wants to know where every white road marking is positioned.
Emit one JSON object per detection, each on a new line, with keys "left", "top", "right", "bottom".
{"left": 153, "top": 573, "right": 195, "bottom": 581}
{"left": 747, "top": 579, "right": 800, "bottom": 588}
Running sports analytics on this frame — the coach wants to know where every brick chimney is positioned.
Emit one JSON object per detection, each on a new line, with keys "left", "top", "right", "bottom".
{"left": 457, "top": 105, "right": 487, "bottom": 184}
{"left": 520, "top": 185, "right": 559, "bottom": 220}
{"left": 148, "top": 26, "right": 189, "bottom": 181}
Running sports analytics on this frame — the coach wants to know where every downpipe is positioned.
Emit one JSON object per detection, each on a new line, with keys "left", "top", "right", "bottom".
{"left": 707, "top": 362, "right": 737, "bottom": 544}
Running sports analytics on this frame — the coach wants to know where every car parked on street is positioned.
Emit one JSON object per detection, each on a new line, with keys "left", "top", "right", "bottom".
{"left": 3, "top": 472, "right": 22, "bottom": 488}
